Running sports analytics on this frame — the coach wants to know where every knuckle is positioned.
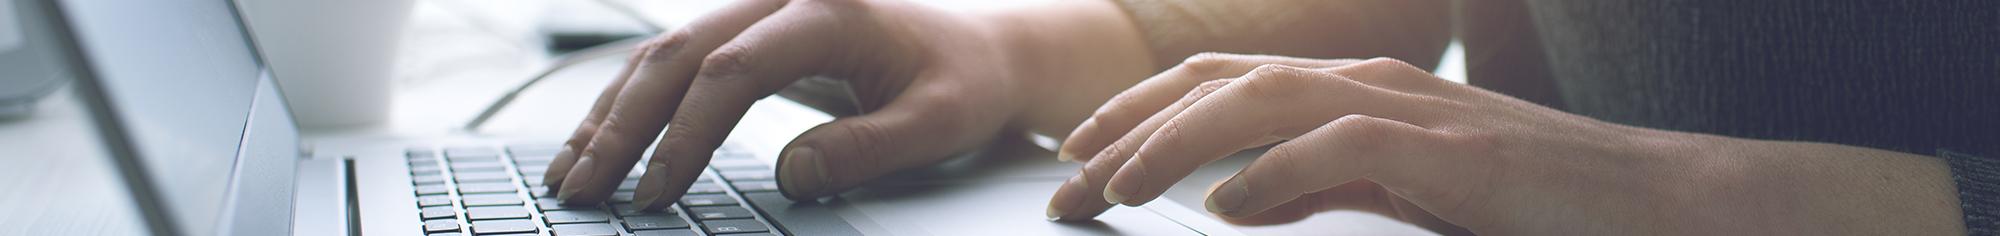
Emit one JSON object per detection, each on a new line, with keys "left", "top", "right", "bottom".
{"left": 1237, "top": 66, "right": 1315, "bottom": 101}
{"left": 1358, "top": 57, "right": 1414, "bottom": 69}
{"left": 1325, "top": 115, "right": 1390, "bottom": 153}
{"left": 640, "top": 31, "right": 691, "bottom": 62}
{"left": 1178, "top": 52, "right": 1242, "bottom": 75}
{"left": 697, "top": 46, "right": 755, "bottom": 80}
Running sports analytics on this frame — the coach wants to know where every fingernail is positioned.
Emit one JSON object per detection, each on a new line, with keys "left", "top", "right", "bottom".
{"left": 631, "top": 161, "right": 669, "bottom": 209}
{"left": 1105, "top": 162, "right": 1144, "bottom": 205}
{"left": 1047, "top": 175, "right": 1087, "bottom": 220}
{"left": 558, "top": 155, "right": 596, "bottom": 202}
{"left": 1206, "top": 175, "right": 1248, "bottom": 216}
{"left": 1058, "top": 118, "right": 1099, "bottom": 163}
{"left": 781, "top": 147, "right": 825, "bottom": 198}
{"left": 545, "top": 146, "right": 577, "bottom": 187}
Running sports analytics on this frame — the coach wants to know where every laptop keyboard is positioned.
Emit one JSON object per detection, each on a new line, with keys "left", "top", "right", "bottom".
{"left": 406, "top": 144, "right": 784, "bottom": 236}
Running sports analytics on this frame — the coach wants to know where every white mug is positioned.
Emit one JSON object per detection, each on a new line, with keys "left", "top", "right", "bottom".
{"left": 236, "top": 0, "right": 413, "bottom": 127}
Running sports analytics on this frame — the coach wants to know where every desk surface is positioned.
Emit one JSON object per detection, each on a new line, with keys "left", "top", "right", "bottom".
{"left": 0, "top": 88, "right": 147, "bottom": 235}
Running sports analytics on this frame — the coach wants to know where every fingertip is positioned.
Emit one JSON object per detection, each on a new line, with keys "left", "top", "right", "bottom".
{"left": 1205, "top": 175, "right": 1250, "bottom": 218}
{"left": 1046, "top": 175, "right": 1088, "bottom": 221}
{"left": 542, "top": 145, "right": 579, "bottom": 188}
{"left": 557, "top": 155, "right": 598, "bottom": 203}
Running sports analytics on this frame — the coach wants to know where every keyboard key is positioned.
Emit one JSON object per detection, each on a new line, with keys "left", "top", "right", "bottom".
{"left": 417, "top": 195, "right": 453, "bottom": 207}
{"left": 450, "top": 162, "right": 505, "bottom": 172}
{"left": 457, "top": 182, "right": 519, "bottom": 194}
{"left": 551, "top": 223, "right": 619, "bottom": 236}
{"left": 617, "top": 180, "right": 640, "bottom": 191}
{"left": 612, "top": 203, "right": 678, "bottom": 216}
{"left": 688, "top": 206, "right": 754, "bottom": 220}
{"left": 409, "top": 159, "right": 439, "bottom": 168}
{"left": 632, "top": 229, "right": 698, "bottom": 236}
{"left": 411, "top": 165, "right": 443, "bottom": 175}
{"left": 412, "top": 175, "right": 446, "bottom": 185}
{"left": 535, "top": 198, "right": 580, "bottom": 211}
{"left": 407, "top": 149, "right": 437, "bottom": 160}
{"left": 679, "top": 194, "right": 738, "bottom": 206}
{"left": 730, "top": 181, "right": 779, "bottom": 192}
{"left": 742, "top": 192, "right": 864, "bottom": 236}
{"left": 701, "top": 219, "right": 769, "bottom": 234}
{"left": 423, "top": 219, "right": 461, "bottom": 232}
{"left": 466, "top": 206, "right": 530, "bottom": 220}
{"left": 427, "top": 233, "right": 462, "bottom": 236}
{"left": 453, "top": 172, "right": 513, "bottom": 183}
{"left": 719, "top": 170, "right": 773, "bottom": 180}
{"left": 461, "top": 193, "right": 524, "bottom": 206}
{"left": 541, "top": 210, "right": 611, "bottom": 224}
{"left": 531, "top": 186, "right": 551, "bottom": 198}
{"left": 609, "top": 192, "right": 635, "bottom": 203}
{"left": 623, "top": 216, "right": 692, "bottom": 230}
{"left": 420, "top": 206, "right": 457, "bottom": 219}
{"left": 415, "top": 184, "right": 451, "bottom": 195}
{"left": 470, "top": 219, "right": 537, "bottom": 234}
{"left": 448, "top": 155, "right": 498, "bottom": 163}
{"left": 516, "top": 165, "right": 549, "bottom": 175}
{"left": 686, "top": 183, "right": 726, "bottom": 194}
{"left": 507, "top": 144, "right": 563, "bottom": 157}
{"left": 447, "top": 146, "right": 500, "bottom": 158}
{"left": 522, "top": 176, "right": 545, "bottom": 186}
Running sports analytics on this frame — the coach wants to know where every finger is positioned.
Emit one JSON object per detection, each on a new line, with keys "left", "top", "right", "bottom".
{"left": 1048, "top": 78, "right": 1234, "bottom": 221}
{"left": 1207, "top": 115, "right": 1469, "bottom": 219}
{"left": 631, "top": 1, "right": 849, "bottom": 210}
{"left": 1058, "top": 53, "right": 1361, "bottom": 163}
{"left": 1105, "top": 65, "right": 1448, "bottom": 206}
{"left": 544, "top": 43, "right": 652, "bottom": 192}
{"left": 557, "top": 0, "right": 788, "bottom": 205}
{"left": 776, "top": 76, "right": 1012, "bottom": 200}
{"left": 1212, "top": 180, "right": 1394, "bottom": 226}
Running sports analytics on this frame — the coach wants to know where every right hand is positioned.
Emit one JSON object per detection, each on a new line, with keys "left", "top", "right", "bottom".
{"left": 542, "top": 0, "right": 1033, "bottom": 210}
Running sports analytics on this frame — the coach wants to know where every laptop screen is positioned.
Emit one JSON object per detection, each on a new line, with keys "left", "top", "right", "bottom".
{"left": 58, "top": 0, "right": 297, "bottom": 235}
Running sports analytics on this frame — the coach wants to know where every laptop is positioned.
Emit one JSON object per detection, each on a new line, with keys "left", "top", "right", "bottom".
{"left": 26, "top": 0, "right": 1244, "bottom": 235}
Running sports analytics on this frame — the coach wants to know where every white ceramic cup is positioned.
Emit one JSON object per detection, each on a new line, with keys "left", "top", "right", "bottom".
{"left": 236, "top": 0, "right": 413, "bottom": 127}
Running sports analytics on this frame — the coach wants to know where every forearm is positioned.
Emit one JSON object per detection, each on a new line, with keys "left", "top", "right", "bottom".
{"left": 1113, "top": 0, "right": 1454, "bottom": 70}
{"left": 1660, "top": 131, "right": 1964, "bottom": 234}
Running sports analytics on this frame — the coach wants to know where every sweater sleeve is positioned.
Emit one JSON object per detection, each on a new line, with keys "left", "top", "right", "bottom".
{"left": 1943, "top": 149, "right": 1999, "bottom": 234}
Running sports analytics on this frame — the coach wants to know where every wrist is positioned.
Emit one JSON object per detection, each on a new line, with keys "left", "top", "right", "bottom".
{"left": 979, "top": 0, "right": 1159, "bottom": 137}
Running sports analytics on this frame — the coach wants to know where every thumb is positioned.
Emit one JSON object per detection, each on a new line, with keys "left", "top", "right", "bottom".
{"left": 775, "top": 81, "right": 1010, "bottom": 200}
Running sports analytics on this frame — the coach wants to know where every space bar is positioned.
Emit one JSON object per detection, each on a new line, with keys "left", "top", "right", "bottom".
{"left": 742, "top": 192, "right": 864, "bottom": 236}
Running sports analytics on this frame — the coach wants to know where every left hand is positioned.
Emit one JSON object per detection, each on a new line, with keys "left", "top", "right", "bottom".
{"left": 1044, "top": 54, "right": 1965, "bottom": 235}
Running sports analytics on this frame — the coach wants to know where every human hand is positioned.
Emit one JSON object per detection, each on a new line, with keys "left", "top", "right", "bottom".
{"left": 543, "top": 0, "right": 1029, "bottom": 210}
{"left": 1048, "top": 54, "right": 1965, "bottom": 234}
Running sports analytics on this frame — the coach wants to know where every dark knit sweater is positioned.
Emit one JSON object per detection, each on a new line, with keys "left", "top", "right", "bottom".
{"left": 1520, "top": 0, "right": 1999, "bottom": 232}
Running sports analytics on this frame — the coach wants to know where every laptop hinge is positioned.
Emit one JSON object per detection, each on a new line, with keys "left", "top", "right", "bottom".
{"left": 292, "top": 157, "right": 353, "bottom": 236}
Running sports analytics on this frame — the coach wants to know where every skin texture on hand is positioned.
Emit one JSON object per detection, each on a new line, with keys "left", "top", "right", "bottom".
{"left": 1049, "top": 54, "right": 1966, "bottom": 235}
{"left": 538, "top": 0, "right": 1164, "bottom": 212}
{"left": 541, "top": 0, "right": 1026, "bottom": 210}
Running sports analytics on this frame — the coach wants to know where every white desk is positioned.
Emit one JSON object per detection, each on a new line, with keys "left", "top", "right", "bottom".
{"left": 0, "top": 88, "right": 147, "bottom": 235}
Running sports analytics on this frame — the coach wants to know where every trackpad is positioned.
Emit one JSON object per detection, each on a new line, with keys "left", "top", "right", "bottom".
{"left": 832, "top": 181, "right": 1203, "bottom": 236}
